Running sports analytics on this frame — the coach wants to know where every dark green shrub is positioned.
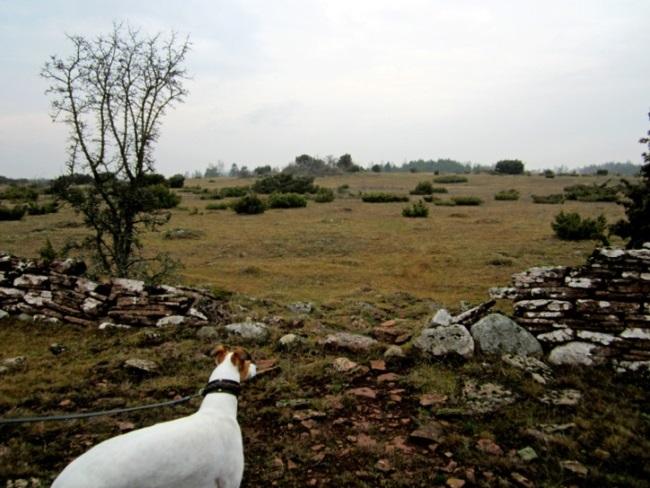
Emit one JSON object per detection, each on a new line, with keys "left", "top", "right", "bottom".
{"left": 219, "top": 186, "right": 250, "bottom": 198}
{"left": 0, "top": 185, "right": 39, "bottom": 202}
{"left": 168, "top": 174, "right": 185, "bottom": 188}
{"left": 452, "top": 196, "right": 483, "bottom": 206}
{"left": 544, "top": 170, "right": 555, "bottom": 178}
{"left": 26, "top": 201, "right": 59, "bottom": 215}
{"left": 494, "top": 189, "right": 520, "bottom": 201}
{"left": 423, "top": 195, "right": 441, "bottom": 203}
{"left": 145, "top": 184, "right": 181, "bottom": 209}
{"left": 267, "top": 192, "right": 308, "bottom": 209}
{"left": 252, "top": 174, "right": 316, "bottom": 194}
{"left": 39, "top": 238, "right": 58, "bottom": 263}
{"left": 532, "top": 194, "right": 565, "bottom": 204}
{"left": 205, "top": 202, "right": 229, "bottom": 210}
{"left": 410, "top": 181, "right": 434, "bottom": 195}
{"left": 552, "top": 211, "right": 608, "bottom": 243}
{"left": 563, "top": 183, "right": 620, "bottom": 202}
{"left": 313, "top": 187, "right": 335, "bottom": 203}
{"left": 0, "top": 204, "right": 26, "bottom": 220}
{"left": 433, "top": 175, "right": 468, "bottom": 184}
{"left": 596, "top": 169, "right": 609, "bottom": 176}
{"left": 431, "top": 187, "right": 448, "bottom": 193}
{"left": 361, "top": 192, "right": 409, "bottom": 203}
{"left": 433, "top": 199, "right": 457, "bottom": 206}
{"left": 402, "top": 200, "right": 429, "bottom": 218}
{"left": 495, "top": 159, "right": 524, "bottom": 175}
{"left": 232, "top": 194, "right": 266, "bottom": 214}
{"left": 337, "top": 184, "right": 350, "bottom": 194}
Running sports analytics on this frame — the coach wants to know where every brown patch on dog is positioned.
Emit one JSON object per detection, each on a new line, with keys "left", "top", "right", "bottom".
{"left": 213, "top": 345, "right": 228, "bottom": 365}
{"left": 231, "top": 347, "right": 253, "bottom": 381}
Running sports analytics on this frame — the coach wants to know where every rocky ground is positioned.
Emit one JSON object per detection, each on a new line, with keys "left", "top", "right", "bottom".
{"left": 1, "top": 290, "right": 649, "bottom": 487}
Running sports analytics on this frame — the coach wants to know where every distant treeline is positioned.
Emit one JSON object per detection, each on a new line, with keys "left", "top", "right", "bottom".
{"left": 576, "top": 161, "right": 641, "bottom": 176}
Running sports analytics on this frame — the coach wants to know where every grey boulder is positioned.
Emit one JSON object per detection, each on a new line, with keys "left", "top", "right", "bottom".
{"left": 414, "top": 324, "right": 474, "bottom": 359}
{"left": 470, "top": 313, "right": 542, "bottom": 356}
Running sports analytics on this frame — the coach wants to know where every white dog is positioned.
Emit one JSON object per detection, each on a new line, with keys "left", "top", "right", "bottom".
{"left": 52, "top": 345, "right": 256, "bottom": 488}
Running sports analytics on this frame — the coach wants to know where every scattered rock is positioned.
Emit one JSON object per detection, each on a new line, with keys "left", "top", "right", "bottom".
{"left": 0, "top": 309, "right": 8, "bottom": 320}
{"left": 376, "top": 372, "right": 400, "bottom": 383}
{"left": 224, "top": 320, "right": 270, "bottom": 343}
{"left": 517, "top": 446, "right": 538, "bottom": 462}
{"left": 548, "top": 341, "right": 603, "bottom": 366}
{"left": 511, "top": 472, "right": 534, "bottom": 488}
{"left": 369, "top": 359, "right": 386, "bottom": 371}
{"left": 446, "top": 478, "right": 465, "bottom": 488}
{"left": 196, "top": 326, "right": 220, "bottom": 340}
{"left": 419, "top": 393, "right": 448, "bottom": 407}
{"left": 278, "top": 333, "right": 305, "bottom": 349}
{"left": 99, "top": 322, "right": 131, "bottom": 330}
{"left": 431, "top": 309, "right": 453, "bottom": 326}
{"left": 476, "top": 438, "right": 503, "bottom": 456}
{"left": 322, "top": 332, "right": 378, "bottom": 353}
{"left": 288, "top": 302, "right": 313, "bottom": 314}
{"left": 156, "top": 315, "right": 185, "bottom": 327}
{"left": 112, "top": 278, "right": 145, "bottom": 294}
{"left": 375, "top": 459, "right": 392, "bottom": 472}
{"left": 539, "top": 389, "right": 582, "bottom": 406}
{"left": 470, "top": 313, "right": 542, "bottom": 356}
{"left": 414, "top": 324, "right": 474, "bottom": 359}
{"left": 462, "top": 381, "right": 516, "bottom": 414}
{"left": 1, "top": 356, "right": 26, "bottom": 371}
{"left": 124, "top": 358, "right": 159, "bottom": 374}
{"left": 501, "top": 354, "right": 553, "bottom": 384}
{"left": 347, "top": 387, "right": 377, "bottom": 400}
{"left": 17, "top": 313, "right": 33, "bottom": 322}
{"left": 560, "top": 460, "right": 588, "bottom": 476}
{"left": 409, "top": 421, "right": 446, "bottom": 444}
{"left": 537, "top": 328, "right": 574, "bottom": 343}
{"left": 332, "top": 357, "right": 359, "bottom": 373}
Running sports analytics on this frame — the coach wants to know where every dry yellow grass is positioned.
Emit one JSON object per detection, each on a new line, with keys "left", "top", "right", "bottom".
{"left": 0, "top": 173, "right": 626, "bottom": 306}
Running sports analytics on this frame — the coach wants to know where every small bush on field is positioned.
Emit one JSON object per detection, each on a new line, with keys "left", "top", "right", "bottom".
{"left": 220, "top": 186, "right": 250, "bottom": 198}
{"left": 337, "top": 184, "right": 350, "bottom": 194}
{"left": 178, "top": 186, "right": 207, "bottom": 194}
{"left": 232, "top": 194, "right": 266, "bottom": 214}
{"left": 494, "top": 189, "right": 520, "bottom": 201}
{"left": 147, "top": 184, "right": 181, "bottom": 209}
{"left": 532, "top": 194, "right": 565, "bottom": 204}
{"left": 431, "top": 187, "right": 448, "bottom": 193}
{"left": 563, "top": 183, "right": 620, "bottom": 202}
{"left": 423, "top": 195, "right": 441, "bottom": 203}
{"left": 544, "top": 170, "right": 555, "bottom": 178}
{"left": 410, "top": 181, "right": 434, "bottom": 195}
{"left": 434, "top": 199, "right": 457, "bottom": 206}
{"left": 0, "top": 205, "right": 26, "bottom": 220}
{"left": 252, "top": 174, "right": 316, "bottom": 194}
{"left": 205, "top": 202, "right": 230, "bottom": 210}
{"left": 168, "top": 174, "right": 185, "bottom": 188}
{"left": 313, "top": 187, "right": 335, "bottom": 203}
{"left": 552, "top": 211, "right": 608, "bottom": 243}
{"left": 0, "top": 185, "right": 39, "bottom": 202}
{"left": 361, "top": 192, "right": 409, "bottom": 203}
{"left": 267, "top": 192, "right": 308, "bottom": 209}
{"left": 433, "top": 175, "right": 468, "bottom": 184}
{"left": 163, "top": 228, "right": 204, "bottom": 240}
{"left": 26, "top": 201, "right": 59, "bottom": 215}
{"left": 452, "top": 196, "right": 483, "bottom": 206}
{"left": 402, "top": 200, "right": 429, "bottom": 218}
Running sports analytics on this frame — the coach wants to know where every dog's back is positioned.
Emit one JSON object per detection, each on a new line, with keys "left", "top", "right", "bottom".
{"left": 52, "top": 407, "right": 244, "bottom": 488}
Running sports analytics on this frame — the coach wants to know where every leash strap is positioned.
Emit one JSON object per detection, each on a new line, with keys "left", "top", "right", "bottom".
{"left": 0, "top": 393, "right": 201, "bottom": 425}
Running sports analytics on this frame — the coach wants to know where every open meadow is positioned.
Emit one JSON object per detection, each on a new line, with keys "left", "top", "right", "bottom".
{"left": 0, "top": 172, "right": 626, "bottom": 308}
{"left": 3, "top": 172, "right": 649, "bottom": 488}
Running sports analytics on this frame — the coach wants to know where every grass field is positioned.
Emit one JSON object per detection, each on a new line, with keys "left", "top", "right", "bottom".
{"left": 0, "top": 172, "right": 626, "bottom": 307}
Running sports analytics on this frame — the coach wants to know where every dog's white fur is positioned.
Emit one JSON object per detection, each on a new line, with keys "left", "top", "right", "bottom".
{"left": 52, "top": 347, "right": 256, "bottom": 488}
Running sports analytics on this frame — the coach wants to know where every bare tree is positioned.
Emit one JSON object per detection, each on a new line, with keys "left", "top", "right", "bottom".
{"left": 42, "top": 24, "right": 190, "bottom": 279}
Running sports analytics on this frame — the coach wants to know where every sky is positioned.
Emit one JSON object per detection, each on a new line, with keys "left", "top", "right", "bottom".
{"left": 1, "top": 0, "right": 649, "bottom": 178}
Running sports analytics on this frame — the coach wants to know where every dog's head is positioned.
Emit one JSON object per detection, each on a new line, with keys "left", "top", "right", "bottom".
{"left": 212, "top": 345, "right": 257, "bottom": 382}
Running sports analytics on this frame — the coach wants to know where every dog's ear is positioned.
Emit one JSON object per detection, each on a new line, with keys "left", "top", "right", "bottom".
{"left": 231, "top": 347, "right": 253, "bottom": 381}
{"left": 212, "top": 345, "right": 228, "bottom": 365}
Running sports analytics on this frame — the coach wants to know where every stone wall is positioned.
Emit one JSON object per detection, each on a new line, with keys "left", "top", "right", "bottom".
{"left": 0, "top": 253, "right": 229, "bottom": 328}
{"left": 491, "top": 243, "right": 650, "bottom": 371}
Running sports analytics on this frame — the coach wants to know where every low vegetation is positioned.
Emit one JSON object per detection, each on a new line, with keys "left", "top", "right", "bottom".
{"left": 451, "top": 196, "right": 483, "bottom": 206}
{"left": 563, "top": 182, "right": 620, "bottom": 202}
{"left": 402, "top": 200, "right": 429, "bottom": 218}
{"left": 494, "top": 189, "right": 520, "bottom": 201}
{"left": 532, "top": 194, "right": 565, "bottom": 204}
{"left": 433, "top": 175, "right": 468, "bottom": 184}
{"left": 232, "top": 194, "right": 266, "bottom": 215}
{"left": 0, "top": 204, "right": 27, "bottom": 221}
{"left": 267, "top": 192, "right": 308, "bottom": 209}
{"left": 361, "top": 192, "right": 410, "bottom": 203}
{"left": 552, "top": 211, "right": 608, "bottom": 243}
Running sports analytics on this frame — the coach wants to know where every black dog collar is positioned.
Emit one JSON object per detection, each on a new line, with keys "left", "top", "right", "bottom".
{"left": 201, "top": 379, "right": 241, "bottom": 398}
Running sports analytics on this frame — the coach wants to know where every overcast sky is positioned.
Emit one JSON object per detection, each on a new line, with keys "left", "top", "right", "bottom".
{"left": 1, "top": 0, "right": 648, "bottom": 178}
